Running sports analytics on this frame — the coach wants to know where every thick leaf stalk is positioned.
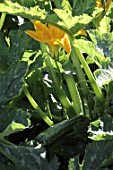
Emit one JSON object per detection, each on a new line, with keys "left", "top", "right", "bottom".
{"left": 71, "top": 45, "right": 94, "bottom": 119}
{"left": 64, "top": 73, "right": 83, "bottom": 115}
{"left": 72, "top": 45, "right": 104, "bottom": 103}
{"left": 45, "top": 54, "right": 76, "bottom": 118}
{"left": 24, "top": 85, "right": 53, "bottom": 126}
{"left": 0, "top": 13, "right": 6, "bottom": 30}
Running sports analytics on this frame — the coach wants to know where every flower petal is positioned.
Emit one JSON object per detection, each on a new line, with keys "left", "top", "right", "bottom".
{"left": 25, "top": 30, "right": 51, "bottom": 42}
{"left": 34, "top": 20, "right": 50, "bottom": 33}
{"left": 105, "top": 0, "right": 112, "bottom": 11}
{"left": 48, "top": 24, "right": 65, "bottom": 39}
{"left": 96, "top": 0, "right": 103, "bottom": 8}
{"left": 60, "top": 34, "right": 71, "bottom": 54}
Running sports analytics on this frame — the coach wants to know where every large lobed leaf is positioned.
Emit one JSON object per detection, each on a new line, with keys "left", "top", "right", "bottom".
{"left": 53, "top": 9, "right": 92, "bottom": 34}
{"left": 0, "top": 107, "right": 31, "bottom": 137}
{"left": 71, "top": 0, "right": 96, "bottom": 16}
{"left": 88, "top": 114, "right": 113, "bottom": 141}
{"left": 8, "top": 30, "right": 30, "bottom": 64}
{"left": 0, "top": 31, "right": 9, "bottom": 70}
{"left": 74, "top": 17, "right": 113, "bottom": 87}
{"left": 75, "top": 17, "right": 113, "bottom": 61}
{"left": 0, "top": 1, "right": 46, "bottom": 20}
{"left": 94, "top": 63, "right": 113, "bottom": 87}
{"left": 0, "top": 61, "right": 27, "bottom": 104}
{"left": 0, "top": 142, "right": 60, "bottom": 170}
{"left": 82, "top": 140, "right": 113, "bottom": 170}
{"left": 0, "top": 0, "right": 98, "bottom": 35}
{"left": 68, "top": 140, "right": 113, "bottom": 170}
{"left": 0, "top": 28, "right": 36, "bottom": 69}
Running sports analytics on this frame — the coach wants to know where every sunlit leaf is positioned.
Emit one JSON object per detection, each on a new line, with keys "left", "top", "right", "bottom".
{"left": 98, "top": 17, "right": 111, "bottom": 33}
{"left": 88, "top": 114, "right": 113, "bottom": 141}
{"left": 0, "top": 1, "right": 46, "bottom": 20}
{"left": 0, "top": 1, "right": 93, "bottom": 35}
{"left": 88, "top": 30, "right": 113, "bottom": 61}
{"left": 94, "top": 63, "right": 113, "bottom": 86}
{"left": 54, "top": 9, "right": 92, "bottom": 34}
{"left": 0, "top": 107, "right": 30, "bottom": 134}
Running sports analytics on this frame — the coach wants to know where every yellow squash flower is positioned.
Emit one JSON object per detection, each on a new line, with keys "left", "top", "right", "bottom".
{"left": 105, "top": 0, "right": 112, "bottom": 11}
{"left": 96, "top": 0, "right": 112, "bottom": 11}
{"left": 25, "top": 20, "right": 71, "bottom": 56}
{"left": 96, "top": 0, "right": 112, "bottom": 24}
{"left": 96, "top": 0, "right": 103, "bottom": 8}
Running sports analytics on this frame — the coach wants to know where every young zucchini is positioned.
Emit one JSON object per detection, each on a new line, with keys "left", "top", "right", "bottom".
{"left": 35, "top": 116, "right": 87, "bottom": 146}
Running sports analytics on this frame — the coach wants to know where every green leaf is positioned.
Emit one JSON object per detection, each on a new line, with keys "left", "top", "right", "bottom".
{"left": 54, "top": 9, "right": 92, "bottom": 34}
{"left": 82, "top": 140, "right": 113, "bottom": 170}
{"left": 52, "top": 0, "right": 61, "bottom": 8}
{"left": 0, "top": 1, "right": 93, "bottom": 35}
{"left": 75, "top": 27, "right": 113, "bottom": 68}
{"left": 71, "top": 0, "right": 96, "bottom": 16}
{"left": 88, "top": 30, "right": 113, "bottom": 61}
{"left": 0, "top": 31, "right": 9, "bottom": 71}
{"left": 20, "top": 21, "right": 41, "bottom": 51}
{"left": 92, "top": 7, "right": 104, "bottom": 18}
{"left": 8, "top": 30, "right": 30, "bottom": 64}
{"left": 28, "top": 52, "right": 43, "bottom": 72}
{"left": 74, "top": 38, "right": 108, "bottom": 68}
{"left": 98, "top": 17, "right": 111, "bottom": 34}
{"left": 0, "top": 162, "right": 29, "bottom": 170}
{"left": 61, "top": 0, "right": 72, "bottom": 15}
{"left": 0, "top": 122, "right": 26, "bottom": 138}
{"left": 94, "top": 63, "right": 113, "bottom": 87}
{"left": 0, "top": 1, "right": 46, "bottom": 20}
{"left": 0, "top": 61, "right": 27, "bottom": 104}
{"left": 68, "top": 156, "right": 80, "bottom": 170}
{"left": 46, "top": 155, "right": 60, "bottom": 170}
{"left": 0, "top": 107, "right": 30, "bottom": 134}
{"left": 88, "top": 114, "right": 113, "bottom": 141}
{"left": 10, "top": 0, "right": 35, "bottom": 7}
{"left": 107, "top": 2, "right": 113, "bottom": 19}
{"left": 0, "top": 142, "right": 60, "bottom": 170}
{"left": 75, "top": 39, "right": 96, "bottom": 58}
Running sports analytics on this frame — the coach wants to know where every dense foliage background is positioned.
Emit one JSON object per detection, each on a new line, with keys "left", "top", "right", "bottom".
{"left": 0, "top": 0, "right": 113, "bottom": 169}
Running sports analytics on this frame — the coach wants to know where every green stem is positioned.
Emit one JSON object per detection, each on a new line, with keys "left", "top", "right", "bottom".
{"left": 45, "top": 54, "right": 75, "bottom": 118}
{"left": 0, "top": 137, "right": 15, "bottom": 146}
{"left": 64, "top": 74, "right": 83, "bottom": 115}
{"left": 0, "top": 13, "right": 6, "bottom": 30}
{"left": 23, "top": 85, "right": 53, "bottom": 126}
{"left": 40, "top": 69, "right": 52, "bottom": 119}
{"left": 71, "top": 45, "right": 94, "bottom": 119}
{"left": 73, "top": 46, "right": 104, "bottom": 103}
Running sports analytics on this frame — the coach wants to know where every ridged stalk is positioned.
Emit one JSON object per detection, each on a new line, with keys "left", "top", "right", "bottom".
{"left": 0, "top": 13, "right": 6, "bottom": 30}
{"left": 71, "top": 45, "right": 94, "bottom": 119}
{"left": 24, "top": 85, "right": 53, "bottom": 126}
{"left": 73, "top": 46, "right": 104, "bottom": 103}
{"left": 45, "top": 54, "right": 75, "bottom": 118}
{"left": 65, "top": 74, "right": 83, "bottom": 115}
